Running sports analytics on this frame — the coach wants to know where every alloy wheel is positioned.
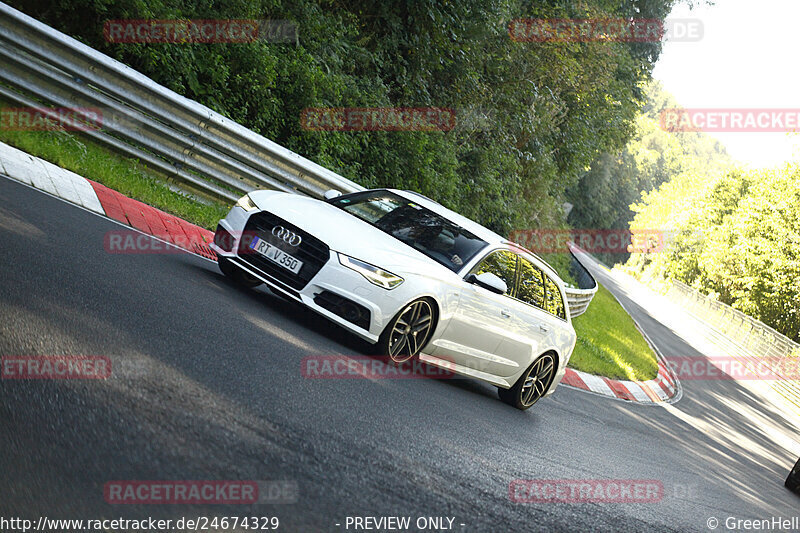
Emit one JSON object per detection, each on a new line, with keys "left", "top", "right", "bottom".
{"left": 387, "top": 300, "right": 434, "bottom": 363}
{"left": 520, "top": 353, "right": 556, "bottom": 407}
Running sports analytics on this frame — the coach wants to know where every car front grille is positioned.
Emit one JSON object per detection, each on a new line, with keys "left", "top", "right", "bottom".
{"left": 238, "top": 211, "right": 330, "bottom": 290}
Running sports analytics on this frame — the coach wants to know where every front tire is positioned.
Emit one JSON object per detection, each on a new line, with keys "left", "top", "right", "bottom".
{"left": 498, "top": 353, "right": 556, "bottom": 410}
{"left": 378, "top": 298, "right": 436, "bottom": 365}
{"left": 218, "top": 256, "right": 263, "bottom": 289}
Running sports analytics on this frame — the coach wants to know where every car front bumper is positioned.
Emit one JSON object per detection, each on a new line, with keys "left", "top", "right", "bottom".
{"left": 211, "top": 207, "right": 414, "bottom": 344}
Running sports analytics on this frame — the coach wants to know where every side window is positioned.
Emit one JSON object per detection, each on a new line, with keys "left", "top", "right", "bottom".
{"left": 544, "top": 275, "right": 567, "bottom": 319}
{"left": 516, "top": 258, "right": 546, "bottom": 310}
{"left": 470, "top": 250, "right": 517, "bottom": 295}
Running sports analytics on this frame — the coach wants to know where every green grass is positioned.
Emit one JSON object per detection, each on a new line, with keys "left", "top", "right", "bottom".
{"left": 0, "top": 98, "right": 230, "bottom": 230}
{"left": 569, "top": 282, "right": 658, "bottom": 381}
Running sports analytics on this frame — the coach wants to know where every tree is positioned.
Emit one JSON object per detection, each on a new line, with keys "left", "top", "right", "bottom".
{"left": 10, "top": 0, "right": 681, "bottom": 238}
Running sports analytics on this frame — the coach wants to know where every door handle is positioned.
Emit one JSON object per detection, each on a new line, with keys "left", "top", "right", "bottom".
{"left": 539, "top": 324, "right": 549, "bottom": 333}
{"left": 501, "top": 309, "right": 512, "bottom": 318}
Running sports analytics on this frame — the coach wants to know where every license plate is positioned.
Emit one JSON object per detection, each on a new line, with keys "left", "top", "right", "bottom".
{"left": 249, "top": 236, "right": 303, "bottom": 274}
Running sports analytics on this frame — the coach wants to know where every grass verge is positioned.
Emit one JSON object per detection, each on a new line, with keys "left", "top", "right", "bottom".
{"left": 0, "top": 98, "right": 230, "bottom": 230}
{"left": 569, "top": 282, "right": 658, "bottom": 381}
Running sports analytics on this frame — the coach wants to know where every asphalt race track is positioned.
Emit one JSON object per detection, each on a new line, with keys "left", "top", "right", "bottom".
{"left": 1, "top": 175, "right": 798, "bottom": 532}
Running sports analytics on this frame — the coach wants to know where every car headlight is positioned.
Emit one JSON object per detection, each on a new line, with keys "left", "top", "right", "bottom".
{"left": 338, "top": 253, "right": 404, "bottom": 290}
{"left": 234, "top": 194, "right": 258, "bottom": 212}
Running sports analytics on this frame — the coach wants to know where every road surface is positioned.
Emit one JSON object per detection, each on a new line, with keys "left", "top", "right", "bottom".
{"left": 1, "top": 176, "right": 798, "bottom": 532}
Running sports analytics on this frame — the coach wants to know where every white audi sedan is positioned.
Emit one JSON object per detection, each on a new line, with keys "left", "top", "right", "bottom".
{"left": 211, "top": 188, "right": 576, "bottom": 409}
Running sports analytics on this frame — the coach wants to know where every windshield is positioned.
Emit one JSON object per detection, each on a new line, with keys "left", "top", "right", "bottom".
{"left": 331, "top": 191, "right": 488, "bottom": 272}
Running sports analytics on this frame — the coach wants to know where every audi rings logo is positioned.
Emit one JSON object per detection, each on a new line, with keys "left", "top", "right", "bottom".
{"left": 272, "top": 226, "right": 302, "bottom": 246}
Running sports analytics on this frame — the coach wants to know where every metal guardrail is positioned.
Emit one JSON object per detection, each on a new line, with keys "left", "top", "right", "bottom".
{"left": 0, "top": 2, "right": 596, "bottom": 316}
{"left": 0, "top": 2, "right": 364, "bottom": 203}
{"left": 563, "top": 244, "right": 598, "bottom": 318}
{"left": 667, "top": 280, "right": 800, "bottom": 408}
{"left": 564, "top": 289, "right": 595, "bottom": 319}
{"left": 668, "top": 281, "right": 800, "bottom": 359}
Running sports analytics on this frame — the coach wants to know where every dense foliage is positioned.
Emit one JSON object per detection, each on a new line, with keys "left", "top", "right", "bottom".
{"left": 15, "top": 0, "right": 679, "bottom": 236}
{"left": 626, "top": 162, "right": 800, "bottom": 342}
{"left": 565, "top": 81, "right": 733, "bottom": 264}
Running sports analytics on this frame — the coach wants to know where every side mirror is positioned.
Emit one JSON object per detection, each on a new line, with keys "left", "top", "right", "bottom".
{"left": 324, "top": 189, "right": 342, "bottom": 200}
{"left": 466, "top": 272, "right": 507, "bottom": 295}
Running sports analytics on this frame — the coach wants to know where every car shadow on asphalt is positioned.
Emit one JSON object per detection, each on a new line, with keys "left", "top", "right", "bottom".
{"left": 186, "top": 259, "right": 375, "bottom": 352}
{"left": 184, "top": 259, "right": 514, "bottom": 400}
{"left": 183, "top": 259, "right": 618, "bottom": 421}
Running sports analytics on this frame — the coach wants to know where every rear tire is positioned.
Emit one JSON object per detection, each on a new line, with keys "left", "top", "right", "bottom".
{"left": 218, "top": 256, "right": 262, "bottom": 289}
{"left": 498, "top": 353, "right": 557, "bottom": 410}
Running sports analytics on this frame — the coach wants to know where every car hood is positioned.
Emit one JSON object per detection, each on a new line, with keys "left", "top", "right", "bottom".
{"left": 249, "top": 191, "right": 457, "bottom": 278}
